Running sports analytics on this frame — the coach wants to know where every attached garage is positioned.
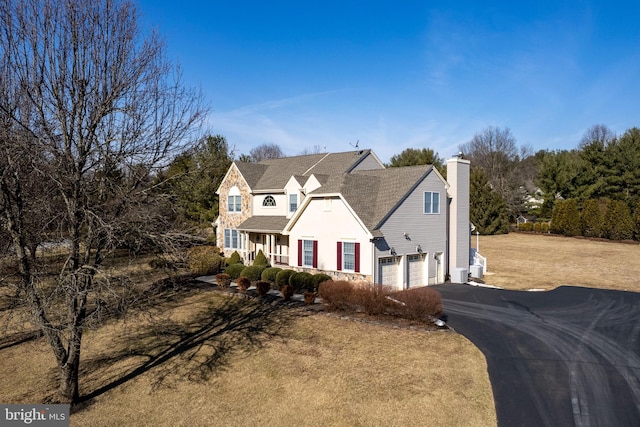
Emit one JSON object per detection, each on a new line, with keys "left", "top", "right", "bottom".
{"left": 378, "top": 256, "right": 399, "bottom": 287}
{"left": 407, "top": 253, "right": 426, "bottom": 288}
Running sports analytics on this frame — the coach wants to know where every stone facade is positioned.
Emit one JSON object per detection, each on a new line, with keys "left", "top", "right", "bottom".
{"left": 217, "top": 164, "right": 252, "bottom": 255}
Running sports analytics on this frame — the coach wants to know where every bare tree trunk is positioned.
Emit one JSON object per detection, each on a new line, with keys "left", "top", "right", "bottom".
{"left": 1, "top": 0, "right": 205, "bottom": 404}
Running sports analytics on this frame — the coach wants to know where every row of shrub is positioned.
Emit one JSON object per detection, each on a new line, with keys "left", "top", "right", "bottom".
{"left": 318, "top": 281, "right": 443, "bottom": 324}
{"left": 218, "top": 265, "right": 332, "bottom": 294}
{"left": 187, "top": 246, "right": 270, "bottom": 276}
{"left": 550, "top": 198, "right": 640, "bottom": 240}
{"left": 517, "top": 221, "right": 550, "bottom": 233}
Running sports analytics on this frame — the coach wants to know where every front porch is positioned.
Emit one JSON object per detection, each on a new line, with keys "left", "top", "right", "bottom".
{"left": 239, "top": 231, "right": 290, "bottom": 267}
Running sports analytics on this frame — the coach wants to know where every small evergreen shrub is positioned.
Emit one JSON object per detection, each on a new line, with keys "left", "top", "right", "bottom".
{"left": 261, "top": 267, "right": 282, "bottom": 283}
{"left": 226, "top": 251, "right": 243, "bottom": 266}
{"left": 225, "top": 263, "right": 245, "bottom": 279}
{"left": 215, "top": 273, "right": 231, "bottom": 288}
{"left": 188, "top": 246, "right": 224, "bottom": 275}
{"left": 237, "top": 276, "right": 251, "bottom": 293}
{"left": 540, "top": 222, "right": 550, "bottom": 233}
{"left": 533, "top": 222, "right": 541, "bottom": 233}
{"left": 276, "top": 269, "right": 295, "bottom": 288}
{"left": 256, "top": 281, "right": 271, "bottom": 297}
{"left": 253, "top": 250, "right": 270, "bottom": 267}
{"left": 240, "top": 265, "right": 266, "bottom": 281}
{"left": 289, "top": 271, "right": 314, "bottom": 293}
{"left": 311, "top": 273, "right": 332, "bottom": 292}
{"left": 281, "top": 284, "right": 294, "bottom": 301}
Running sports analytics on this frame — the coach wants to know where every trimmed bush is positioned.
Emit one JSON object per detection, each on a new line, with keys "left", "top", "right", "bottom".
{"left": 237, "top": 276, "right": 251, "bottom": 293}
{"left": 253, "top": 249, "right": 270, "bottom": 267}
{"left": 304, "top": 292, "right": 316, "bottom": 305}
{"left": 311, "top": 273, "right": 332, "bottom": 292}
{"left": 281, "top": 284, "right": 294, "bottom": 301}
{"left": 541, "top": 222, "right": 550, "bottom": 233}
{"left": 256, "top": 281, "right": 271, "bottom": 297}
{"left": 226, "top": 251, "right": 243, "bottom": 266}
{"left": 261, "top": 267, "right": 282, "bottom": 283}
{"left": 276, "top": 269, "right": 295, "bottom": 288}
{"left": 215, "top": 273, "right": 231, "bottom": 288}
{"left": 225, "top": 263, "right": 245, "bottom": 280}
{"left": 289, "top": 271, "right": 314, "bottom": 293}
{"left": 188, "top": 246, "right": 224, "bottom": 275}
{"left": 240, "top": 265, "right": 266, "bottom": 281}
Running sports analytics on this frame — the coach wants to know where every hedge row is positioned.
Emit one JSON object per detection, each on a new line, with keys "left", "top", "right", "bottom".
{"left": 550, "top": 198, "right": 640, "bottom": 240}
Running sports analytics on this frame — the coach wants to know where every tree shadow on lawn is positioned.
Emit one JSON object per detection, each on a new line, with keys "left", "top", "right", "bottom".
{"left": 73, "top": 291, "right": 304, "bottom": 413}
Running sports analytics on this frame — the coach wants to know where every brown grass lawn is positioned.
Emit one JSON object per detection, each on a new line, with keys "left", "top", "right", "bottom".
{"left": 477, "top": 233, "right": 640, "bottom": 291}
{"left": 0, "top": 289, "right": 496, "bottom": 426}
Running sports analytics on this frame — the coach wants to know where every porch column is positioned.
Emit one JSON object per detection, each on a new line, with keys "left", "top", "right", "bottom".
{"left": 270, "top": 234, "right": 276, "bottom": 265}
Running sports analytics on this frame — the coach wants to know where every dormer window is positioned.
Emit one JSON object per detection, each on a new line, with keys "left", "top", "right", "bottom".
{"left": 289, "top": 194, "right": 298, "bottom": 213}
{"left": 263, "top": 195, "right": 276, "bottom": 207}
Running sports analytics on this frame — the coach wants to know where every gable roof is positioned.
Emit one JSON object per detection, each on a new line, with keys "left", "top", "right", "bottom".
{"left": 307, "top": 165, "right": 443, "bottom": 234}
{"left": 228, "top": 150, "right": 382, "bottom": 192}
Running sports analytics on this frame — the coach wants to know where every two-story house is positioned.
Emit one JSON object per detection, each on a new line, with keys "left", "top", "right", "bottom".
{"left": 215, "top": 149, "right": 473, "bottom": 289}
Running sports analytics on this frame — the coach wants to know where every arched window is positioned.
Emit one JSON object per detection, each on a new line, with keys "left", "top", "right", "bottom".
{"left": 263, "top": 195, "right": 276, "bottom": 207}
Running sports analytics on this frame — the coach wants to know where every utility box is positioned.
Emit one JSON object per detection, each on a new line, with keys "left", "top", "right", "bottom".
{"left": 470, "top": 264, "right": 483, "bottom": 279}
{"left": 451, "top": 268, "right": 468, "bottom": 284}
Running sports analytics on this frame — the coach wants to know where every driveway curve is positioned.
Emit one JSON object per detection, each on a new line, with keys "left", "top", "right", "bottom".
{"left": 434, "top": 284, "right": 640, "bottom": 427}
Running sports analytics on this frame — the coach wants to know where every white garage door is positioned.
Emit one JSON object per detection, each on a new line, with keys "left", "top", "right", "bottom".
{"left": 407, "top": 254, "right": 425, "bottom": 288}
{"left": 378, "top": 256, "right": 399, "bottom": 286}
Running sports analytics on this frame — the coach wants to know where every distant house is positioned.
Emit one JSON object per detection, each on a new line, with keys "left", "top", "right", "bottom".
{"left": 214, "top": 149, "right": 474, "bottom": 288}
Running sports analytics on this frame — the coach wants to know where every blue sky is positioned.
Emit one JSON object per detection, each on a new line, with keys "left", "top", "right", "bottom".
{"left": 136, "top": 1, "right": 640, "bottom": 163}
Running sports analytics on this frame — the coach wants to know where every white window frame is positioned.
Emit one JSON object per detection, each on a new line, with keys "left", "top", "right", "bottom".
{"left": 424, "top": 191, "right": 440, "bottom": 214}
{"left": 342, "top": 241, "right": 355, "bottom": 271}
{"left": 228, "top": 195, "right": 242, "bottom": 213}
{"left": 289, "top": 193, "right": 298, "bottom": 213}
{"left": 224, "top": 228, "right": 241, "bottom": 249}
{"left": 303, "top": 239, "right": 314, "bottom": 267}
{"left": 263, "top": 195, "right": 276, "bottom": 207}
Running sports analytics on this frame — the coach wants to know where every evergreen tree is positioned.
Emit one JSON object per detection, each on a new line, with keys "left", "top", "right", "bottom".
{"left": 469, "top": 167, "right": 509, "bottom": 235}
{"left": 634, "top": 200, "right": 640, "bottom": 241}
{"left": 564, "top": 199, "right": 582, "bottom": 237}
{"left": 581, "top": 198, "right": 606, "bottom": 238}
{"left": 603, "top": 199, "right": 636, "bottom": 240}
{"left": 550, "top": 199, "right": 566, "bottom": 235}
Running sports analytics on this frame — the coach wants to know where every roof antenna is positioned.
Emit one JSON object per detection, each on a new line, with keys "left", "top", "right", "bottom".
{"left": 349, "top": 139, "right": 363, "bottom": 155}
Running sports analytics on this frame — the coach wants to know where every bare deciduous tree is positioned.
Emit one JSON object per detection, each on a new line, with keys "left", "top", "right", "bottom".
{"left": 0, "top": 0, "right": 205, "bottom": 403}
{"left": 249, "top": 143, "right": 284, "bottom": 162}
{"left": 459, "top": 126, "right": 530, "bottom": 217}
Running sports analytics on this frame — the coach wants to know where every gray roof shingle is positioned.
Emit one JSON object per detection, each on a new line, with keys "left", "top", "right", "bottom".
{"left": 309, "top": 165, "right": 434, "bottom": 232}
{"left": 234, "top": 150, "right": 377, "bottom": 191}
{"left": 237, "top": 216, "right": 291, "bottom": 232}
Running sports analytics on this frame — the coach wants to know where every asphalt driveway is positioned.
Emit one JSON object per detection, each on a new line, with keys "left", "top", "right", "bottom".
{"left": 434, "top": 284, "right": 640, "bottom": 427}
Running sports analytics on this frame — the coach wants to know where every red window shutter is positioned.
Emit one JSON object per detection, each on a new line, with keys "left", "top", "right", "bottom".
{"left": 298, "top": 239, "right": 302, "bottom": 266}
{"left": 313, "top": 240, "right": 318, "bottom": 268}
{"left": 337, "top": 242, "right": 342, "bottom": 271}
{"left": 355, "top": 242, "right": 361, "bottom": 273}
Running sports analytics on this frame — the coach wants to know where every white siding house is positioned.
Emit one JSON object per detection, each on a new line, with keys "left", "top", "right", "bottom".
{"left": 215, "top": 149, "right": 475, "bottom": 289}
